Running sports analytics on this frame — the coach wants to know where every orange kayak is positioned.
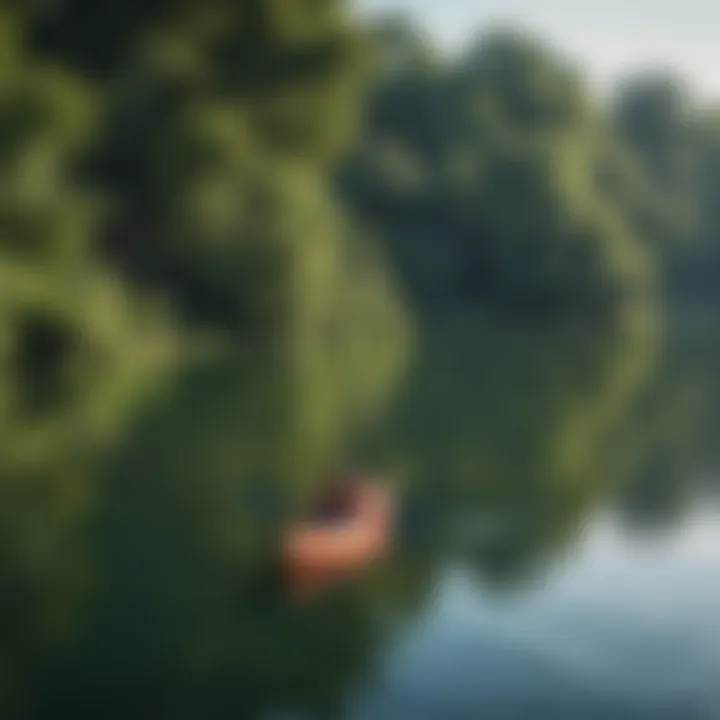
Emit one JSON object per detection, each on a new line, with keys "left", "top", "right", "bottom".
{"left": 282, "top": 482, "right": 394, "bottom": 587}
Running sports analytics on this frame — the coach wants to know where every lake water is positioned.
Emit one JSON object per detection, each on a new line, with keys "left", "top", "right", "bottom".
{"left": 4, "top": 318, "right": 720, "bottom": 719}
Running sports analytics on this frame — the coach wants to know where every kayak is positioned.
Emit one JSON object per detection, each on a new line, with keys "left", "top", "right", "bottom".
{"left": 282, "top": 482, "right": 394, "bottom": 587}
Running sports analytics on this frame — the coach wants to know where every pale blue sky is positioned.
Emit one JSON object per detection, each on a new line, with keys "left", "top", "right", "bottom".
{"left": 353, "top": 0, "right": 718, "bottom": 100}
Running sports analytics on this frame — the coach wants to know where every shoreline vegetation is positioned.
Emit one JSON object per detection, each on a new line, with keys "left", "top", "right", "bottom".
{"left": 1, "top": 0, "right": 718, "bottom": 545}
{"left": 2, "top": 4, "right": 719, "bottom": 421}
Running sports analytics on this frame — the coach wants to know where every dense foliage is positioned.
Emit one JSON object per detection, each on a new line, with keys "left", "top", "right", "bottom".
{"left": 340, "top": 18, "right": 720, "bottom": 320}
{"left": 0, "top": 1, "right": 409, "bottom": 477}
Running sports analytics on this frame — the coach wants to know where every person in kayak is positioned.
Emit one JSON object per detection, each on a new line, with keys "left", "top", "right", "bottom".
{"left": 312, "top": 471, "right": 361, "bottom": 523}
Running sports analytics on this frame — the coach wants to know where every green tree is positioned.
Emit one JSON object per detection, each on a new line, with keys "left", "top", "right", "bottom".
{"left": 341, "top": 26, "right": 655, "bottom": 322}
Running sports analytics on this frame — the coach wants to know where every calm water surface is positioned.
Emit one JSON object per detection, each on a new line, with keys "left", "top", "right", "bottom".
{"left": 4, "top": 320, "right": 720, "bottom": 719}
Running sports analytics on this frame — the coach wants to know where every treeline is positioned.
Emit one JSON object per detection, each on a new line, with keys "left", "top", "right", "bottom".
{"left": 0, "top": 1, "right": 408, "bottom": 476}
{"left": 3, "top": 3, "right": 720, "bottom": 431}
{"left": 340, "top": 17, "right": 720, "bottom": 320}
{"left": 4, "top": 1, "right": 719, "bottom": 539}
{"left": 3, "top": 2, "right": 719, "bottom": 502}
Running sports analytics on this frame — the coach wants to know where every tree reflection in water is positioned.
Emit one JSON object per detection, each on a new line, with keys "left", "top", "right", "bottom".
{"left": 6, "top": 316, "right": 720, "bottom": 718}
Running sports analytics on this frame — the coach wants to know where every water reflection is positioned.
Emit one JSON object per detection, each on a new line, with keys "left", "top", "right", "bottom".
{"left": 352, "top": 510, "right": 720, "bottom": 720}
{"left": 360, "top": 311, "right": 664, "bottom": 588}
{"left": 4, "top": 317, "right": 720, "bottom": 718}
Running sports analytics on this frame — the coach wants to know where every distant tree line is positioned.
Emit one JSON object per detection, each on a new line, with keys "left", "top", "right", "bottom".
{"left": 339, "top": 17, "right": 720, "bottom": 321}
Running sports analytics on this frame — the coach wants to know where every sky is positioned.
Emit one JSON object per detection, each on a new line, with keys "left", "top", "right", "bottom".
{"left": 353, "top": 0, "right": 719, "bottom": 102}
